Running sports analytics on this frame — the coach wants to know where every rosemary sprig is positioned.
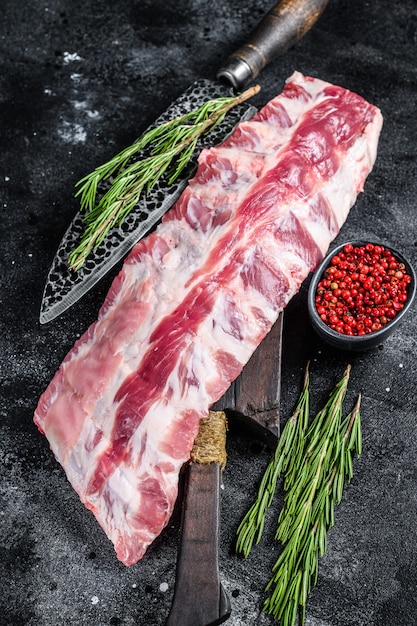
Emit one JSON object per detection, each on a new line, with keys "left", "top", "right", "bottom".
{"left": 236, "top": 365, "right": 310, "bottom": 557}
{"left": 264, "top": 392, "right": 361, "bottom": 624}
{"left": 235, "top": 365, "right": 362, "bottom": 626}
{"left": 68, "top": 84, "right": 260, "bottom": 270}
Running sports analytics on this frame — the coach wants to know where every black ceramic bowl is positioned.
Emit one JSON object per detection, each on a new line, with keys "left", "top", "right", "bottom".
{"left": 308, "top": 241, "right": 416, "bottom": 351}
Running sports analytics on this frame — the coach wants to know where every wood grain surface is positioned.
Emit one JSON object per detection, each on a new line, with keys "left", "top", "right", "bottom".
{"left": 213, "top": 312, "right": 283, "bottom": 440}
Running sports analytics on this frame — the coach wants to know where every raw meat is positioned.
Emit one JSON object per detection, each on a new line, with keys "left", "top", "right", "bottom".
{"left": 34, "top": 72, "right": 383, "bottom": 566}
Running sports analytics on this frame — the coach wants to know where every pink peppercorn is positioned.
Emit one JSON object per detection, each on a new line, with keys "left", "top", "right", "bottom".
{"left": 315, "top": 243, "right": 412, "bottom": 336}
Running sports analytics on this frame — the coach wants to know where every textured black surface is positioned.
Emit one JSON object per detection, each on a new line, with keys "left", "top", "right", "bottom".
{"left": 1, "top": 1, "right": 417, "bottom": 625}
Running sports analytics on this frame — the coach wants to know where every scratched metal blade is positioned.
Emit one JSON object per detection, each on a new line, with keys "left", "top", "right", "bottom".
{"left": 40, "top": 79, "right": 257, "bottom": 324}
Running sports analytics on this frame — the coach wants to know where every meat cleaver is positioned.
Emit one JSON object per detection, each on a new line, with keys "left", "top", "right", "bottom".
{"left": 166, "top": 313, "right": 283, "bottom": 625}
{"left": 40, "top": 0, "right": 329, "bottom": 324}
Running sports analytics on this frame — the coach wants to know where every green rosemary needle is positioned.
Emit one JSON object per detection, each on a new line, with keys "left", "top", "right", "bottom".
{"left": 68, "top": 84, "right": 260, "bottom": 270}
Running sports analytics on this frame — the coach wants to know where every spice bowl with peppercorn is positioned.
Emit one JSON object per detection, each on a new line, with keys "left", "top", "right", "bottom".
{"left": 308, "top": 241, "right": 416, "bottom": 351}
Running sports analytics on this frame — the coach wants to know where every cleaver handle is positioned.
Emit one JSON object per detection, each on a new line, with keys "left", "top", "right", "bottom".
{"left": 217, "top": 0, "right": 329, "bottom": 89}
{"left": 166, "top": 463, "right": 231, "bottom": 626}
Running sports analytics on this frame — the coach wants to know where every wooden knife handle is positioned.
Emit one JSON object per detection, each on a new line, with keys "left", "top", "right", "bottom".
{"left": 165, "top": 462, "right": 231, "bottom": 626}
{"left": 217, "top": 0, "right": 329, "bottom": 89}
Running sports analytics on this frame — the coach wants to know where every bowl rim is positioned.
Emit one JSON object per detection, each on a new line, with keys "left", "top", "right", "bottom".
{"left": 307, "top": 239, "right": 417, "bottom": 344}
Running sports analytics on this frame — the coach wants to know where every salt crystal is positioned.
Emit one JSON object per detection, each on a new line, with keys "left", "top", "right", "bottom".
{"left": 63, "top": 51, "right": 82, "bottom": 64}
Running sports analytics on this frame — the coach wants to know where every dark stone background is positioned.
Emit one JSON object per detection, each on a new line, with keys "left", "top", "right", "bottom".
{"left": 1, "top": 1, "right": 417, "bottom": 624}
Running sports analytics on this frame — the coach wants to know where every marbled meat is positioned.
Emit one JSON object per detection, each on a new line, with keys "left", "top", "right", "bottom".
{"left": 34, "top": 72, "right": 383, "bottom": 566}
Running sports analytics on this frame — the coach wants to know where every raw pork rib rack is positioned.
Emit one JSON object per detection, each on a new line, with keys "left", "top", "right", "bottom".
{"left": 35, "top": 72, "right": 382, "bottom": 566}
